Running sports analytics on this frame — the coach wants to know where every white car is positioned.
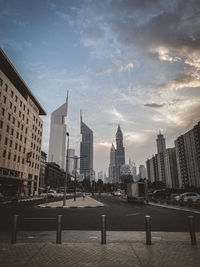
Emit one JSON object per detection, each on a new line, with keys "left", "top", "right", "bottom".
{"left": 113, "top": 190, "right": 122, "bottom": 196}
{"left": 175, "top": 192, "right": 200, "bottom": 203}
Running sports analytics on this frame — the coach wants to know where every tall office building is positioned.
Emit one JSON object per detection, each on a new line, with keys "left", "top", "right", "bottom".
{"left": 0, "top": 48, "right": 46, "bottom": 196}
{"left": 115, "top": 125, "right": 125, "bottom": 182}
{"left": 80, "top": 112, "right": 93, "bottom": 181}
{"left": 156, "top": 131, "right": 166, "bottom": 153}
{"left": 139, "top": 165, "right": 147, "bottom": 179}
{"left": 48, "top": 95, "right": 68, "bottom": 170}
{"left": 108, "top": 143, "right": 116, "bottom": 183}
{"left": 66, "top": 148, "right": 75, "bottom": 175}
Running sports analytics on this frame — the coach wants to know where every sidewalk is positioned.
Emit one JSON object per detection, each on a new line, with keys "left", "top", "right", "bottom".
{"left": 38, "top": 196, "right": 104, "bottom": 208}
{"left": 0, "top": 231, "right": 200, "bottom": 267}
{"left": 149, "top": 201, "right": 200, "bottom": 214}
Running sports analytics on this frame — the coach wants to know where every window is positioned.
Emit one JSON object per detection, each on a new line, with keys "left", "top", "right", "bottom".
{"left": 0, "top": 120, "right": 3, "bottom": 128}
{"left": 24, "top": 137, "right": 27, "bottom": 144}
{"left": 0, "top": 78, "right": 2, "bottom": 86}
{"left": 5, "top": 84, "right": 8, "bottom": 92}
{"left": 14, "top": 106, "right": 16, "bottom": 113}
{"left": 11, "top": 90, "right": 14, "bottom": 98}
{"left": 27, "top": 109, "right": 29, "bottom": 115}
{"left": 32, "top": 133, "right": 34, "bottom": 139}
{"left": 22, "top": 114, "right": 24, "bottom": 120}
{"left": 23, "top": 147, "right": 26, "bottom": 153}
{"left": 6, "top": 125, "right": 9, "bottom": 133}
{"left": 20, "top": 134, "right": 22, "bottom": 141}
{"left": 10, "top": 102, "right": 12, "bottom": 109}
{"left": 1, "top": 108, "right": 5, "bottom": 116}
{"left": 21, "top": 124, "right": 24, "bottom": 131}
{"left": 16, "top": 132, "right": 19, "bottom": 139}
{"left": 8, "top": 113, "right": 11, "bottom": 121}
{"left": 23, "top": 104, "right": 25, "bottom": 111}
{"left": 11, "top": 128, "right": 14, "bottom": 136}
{"left": 4, "top": 137, "right": 8, "bottom": 145}
{"left": 31, "top": 142, "right": 33, "bottom": 148}
{"left": 14, "top": 155, "right": 16, "bottom": 161}
{"left": 19, "top": 111, "right": 21, "bottom": 117}
{"left": 9, "top": 140, "right": 12, "bottom": 148}
{"left": 22, "top": 158, "right": 24, "bottom": 164}
{"left": 26, "top": 118, "right": 29, "bottom": 124}
{"left": 33, "top": 124, "right": 35, "bottom": 130}
{"left": 3, "top": 150, "right": 6, "bottom": 158}
{"left": 20, "top": 101, "right": 22, "bottom": 107}
{"left": 12, "top": 117, "right": 15, "bottom": 124}
{"left": 18, "top": 156, "right": 20, "bottom": 163}
{"left": 15, "top": 95, "right": 18, "bottom": 102}
{"left": 25, "top": 128, "right": 27, "bottom": 134}
{"left": 18, "top": 121, "right": 20, "bottom": 128}
{"left": 15, "top": 143, "right": 18, "bottom": 150}
{"left": 3, "top": 96, "right": 6, "bottom": 104}
{"left": 0, "top": 134, "right": 1, "bottom": 143}
{"left": 19, "top": 145, "right": 21, "bottom": 152}
{"left": 8, "top": 152, "right": 11, "bottom": 160}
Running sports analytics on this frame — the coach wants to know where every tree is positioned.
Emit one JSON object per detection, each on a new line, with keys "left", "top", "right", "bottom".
{"left": 82, "top": 178, "right": 91, "bottom": 192}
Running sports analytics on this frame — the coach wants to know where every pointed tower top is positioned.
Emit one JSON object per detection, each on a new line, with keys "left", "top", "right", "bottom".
{"left": 80, "top": 109, "right": 82, "bottom": 122}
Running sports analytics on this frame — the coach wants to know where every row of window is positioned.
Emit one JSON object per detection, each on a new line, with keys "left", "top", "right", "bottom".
{"left": 2, "top": 150, "right": 40, "bottom": 169}
{"left": 0, "top": 77, "right": 43, "bottom": 129}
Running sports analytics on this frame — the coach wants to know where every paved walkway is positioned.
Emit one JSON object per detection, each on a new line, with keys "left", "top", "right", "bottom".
{"left": 0, "top": 233, "right": 200, "bottom": 267}
{"left": 38, "top": 196, "right": 104, "bottom": 208}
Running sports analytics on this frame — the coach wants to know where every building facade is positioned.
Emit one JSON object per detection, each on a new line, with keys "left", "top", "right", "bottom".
{"left": 0, "top": 48, "right": 46, "bottom": 196}
{"left": 175, "top": 122, "right": 200, "bottom": 189}
{"left": 108, "top": 143, "right": 116, "bottom": 184}
{"left": 39, "top": 150, "right": 47, "bottom": 190}
{"left": 45, "top": 162, "right": 65, "bottom": 190}
{"left": 66, "top": 148, "right": 75, "bottom": 175}
{"left": 80, "top": 113, "right": 93, "bottom": 181}
{"left": 48, "top": 95, "right": 68, "bottom": 170}
{"left": 164, "top": 148, "right": 179, "bottom": 188}
{"left": 115, "top": 125, "right": 125, "bottom": 183}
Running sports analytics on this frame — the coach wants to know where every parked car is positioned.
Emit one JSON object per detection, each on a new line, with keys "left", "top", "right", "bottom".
{"left": 175, "top": 192, "right": 200, "bottom": 203}
{"left": 113, "top": 190, "right": 122, "bottom": 196}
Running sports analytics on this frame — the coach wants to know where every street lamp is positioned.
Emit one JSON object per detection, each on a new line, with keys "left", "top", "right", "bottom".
{"left": 63, "top": 132, "right": 69, "bottom": 206}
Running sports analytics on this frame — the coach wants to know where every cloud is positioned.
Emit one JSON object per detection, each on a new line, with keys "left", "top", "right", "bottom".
{"left": 144, "top": 103, "right": 165, "bottom": 108}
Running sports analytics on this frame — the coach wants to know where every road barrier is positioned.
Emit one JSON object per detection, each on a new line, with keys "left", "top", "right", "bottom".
{"left": 11, "top": 214, "right": 19, "bottom": 244}
{"left": 188, "top": 216, "right": 197, "bottom": 246}
{"left": 56, "top": 215, "right": 63, "bottom": 244}
{"left": 10, "top": 214, "right": 198, "bottom": 246}
{"left": 145, "top": 215, "right": 151, "bottom": 245}
{"left": 101, "top": 215, "right": 106, "bottom": 244}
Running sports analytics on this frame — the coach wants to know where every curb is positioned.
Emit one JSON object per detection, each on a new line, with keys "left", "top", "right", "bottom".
{"left": 148, "top": 202, "right": 200, "bottom": 214}
{"left": 38, "top": 205, "right": 104, "bottom": 209}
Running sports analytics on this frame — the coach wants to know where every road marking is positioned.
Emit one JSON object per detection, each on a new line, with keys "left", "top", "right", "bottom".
{"left": 126, "top": 213, "right": 140, "bottom": 216}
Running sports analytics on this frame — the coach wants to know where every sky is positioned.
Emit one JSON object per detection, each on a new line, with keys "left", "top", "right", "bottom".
{"left": 1, "top": 0, "right": 200, "bottom": 175}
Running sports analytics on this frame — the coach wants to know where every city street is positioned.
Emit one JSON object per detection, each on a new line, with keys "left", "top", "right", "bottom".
{"left": 1, "top": 194, "right": 200, "bottom": 232}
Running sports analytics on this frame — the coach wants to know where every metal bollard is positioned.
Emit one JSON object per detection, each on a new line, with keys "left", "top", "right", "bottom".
{"left": 56, "top": 215, "right": 62, "bottom": 244}
{"left": 145, "top": 215, "right": 151, "bottom": 245}
{"left": 188, "top": 216, "right": 197, "bottom": 246}
{"left": 101, "top": 215, "right": 106, "bottom": 244}
{"left": 11, "top": 215, "right": 19, "bottom": 244}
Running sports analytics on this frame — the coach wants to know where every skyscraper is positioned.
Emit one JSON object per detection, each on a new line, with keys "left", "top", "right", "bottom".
{"left": 80, "top": 112, "right": 93, "bottom": 181}
{"left": 66, "top": 148, "right": 75, "bottom": 175}
{"left": 109, "top": 144, "right": 116, "bottom": 183}
{"left": 156, "top": 131, "right": 166, "bottom": 153}
{"left": 48, "top": 94, "right": 68, "bottom": 170}
{"left": 115, "top": 125, "right": 125, "bottom": 182}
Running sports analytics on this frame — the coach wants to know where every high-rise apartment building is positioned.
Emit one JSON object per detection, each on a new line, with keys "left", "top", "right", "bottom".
{"left": 175, "top": 122, "right": 200, "bottom": 189}
{"left": 48, "top": 95, "right": 68, "bottom": 170}
{"left": 80, "top": 112, "right": 93, "bottom": 181}
{"left": 156, "top": 131, "right": 166, "bottom": 153}
{"left": 0, "top": 48, "right": 46, "bottom": 196}
{"left": 139, "top": 165, "right": 146, "bottom": 179}
{"left": 164, "top": 148, "right": 179, "bottom": 188}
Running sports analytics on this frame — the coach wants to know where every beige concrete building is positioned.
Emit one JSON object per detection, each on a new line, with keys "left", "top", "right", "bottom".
{"left": 0, "top": 48, "right": 46, "bottom": 196}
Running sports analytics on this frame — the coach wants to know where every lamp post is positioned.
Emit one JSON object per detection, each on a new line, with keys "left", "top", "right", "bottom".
{"left": 63, "top": 132, "right": 69, "bottom": 206}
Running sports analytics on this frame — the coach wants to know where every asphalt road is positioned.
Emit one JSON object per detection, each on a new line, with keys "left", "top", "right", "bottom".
{"left": 1, "top": 194, "right": 200, "bottom": 232}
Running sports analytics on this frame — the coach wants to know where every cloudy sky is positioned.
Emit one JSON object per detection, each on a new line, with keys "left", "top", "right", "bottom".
{"left": 1, "top": 0, "right": 200, "bottom": 175}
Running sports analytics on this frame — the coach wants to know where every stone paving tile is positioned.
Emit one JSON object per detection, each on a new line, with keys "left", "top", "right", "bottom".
{"left": 132, "top": 241, "right": 200, "bottom": 267}
{"left": 26, "top": 243, "right": 141, "bottom": 267}
{"left": 0, "top": 243, "right": 45, "bottom": 267}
